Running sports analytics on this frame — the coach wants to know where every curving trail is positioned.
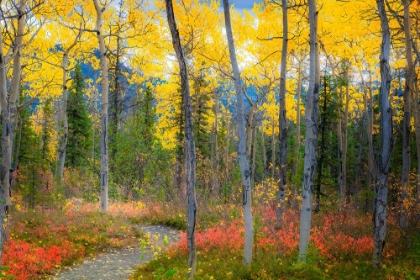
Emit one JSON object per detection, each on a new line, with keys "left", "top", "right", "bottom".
{"left": 51, "top": 225, "right": 181, "bottom": 280}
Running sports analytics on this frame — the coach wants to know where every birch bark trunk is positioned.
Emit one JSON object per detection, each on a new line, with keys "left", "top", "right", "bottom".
{"left": 223, "top": 0, "right": 254, "bottom": 265}
{"left": 373, "top": 0, "right": 393, "bottom": 267}
{"left": 165, "top": 0, "right": 198, "bottom": 277}
{"left": 298, "top": 0, "right": 320, "bottom": 262}
{"left": 93, "top": 0, "right": 110, "bottom": 212}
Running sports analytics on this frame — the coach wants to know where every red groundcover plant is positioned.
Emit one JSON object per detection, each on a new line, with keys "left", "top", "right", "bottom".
{"left": 176, "top": 207, "right": 378, "bottom": 261}
{"left": 2, "top": 239, "right": 85, "bottom": 280}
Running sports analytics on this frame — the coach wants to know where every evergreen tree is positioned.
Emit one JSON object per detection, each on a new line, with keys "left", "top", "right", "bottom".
{"left": 114, "top": 86, "right": 172, "bottom": 199}
{"left": 315, "top": 75, "right": 340, "bottom": 212}
{"left": 15, "top": 101, "right": 43, "bottom": 209}
{"left": 40, "top": 97, "right": 54, "bottom": 170}
{"left": 66, "top": 63, "right": 92, "bottom": 167}
{"left": 191, "top": 70, "right": 211, "bottom": 191}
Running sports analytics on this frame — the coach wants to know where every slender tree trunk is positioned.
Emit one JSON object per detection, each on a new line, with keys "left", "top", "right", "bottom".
{"left": 342, "top": 65, "right": 350, "bottom": 201}
{"left": 166, "top": 0, "right": 198, "bottom": 277}
{"left": 373, "top": 0, "right": 393, "bottom": 267}
{"left": 276, "top": 0, "right": 288, "bottom": 228}
{"left": 0, "top": 24, "right": 11, "bottom": 270}
{"left": 400, "top": 0, "right": 414, "bottom": 230}
{"left": 246, "top": 105, "right": 255, "bottom": 158}
{"left": 368, "top": 73, "right": 377, "bottom": 187}
{"left": 271, "top": 117, "right": 276, "bottom": 180}
{"left": 223, "top": 0, "right": 254, "bottom": 265}
{"left": 93, "top": 0, "right": 110, "bottom": 212}
{"left": 294, "top": 64, "right": 302, "bottom": 174}
{"left": 58, "top": 53, "right": 69, "bottom": 183}
{"left": 298, "top": 0, "right": 320, "bottom": 263}
{"left": 337, "top": 83, "right": 344, "bottom": 199}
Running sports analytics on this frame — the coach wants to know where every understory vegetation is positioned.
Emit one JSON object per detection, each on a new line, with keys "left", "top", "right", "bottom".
{"left": 3, "top": 180, "right": 419, "bottom": 279}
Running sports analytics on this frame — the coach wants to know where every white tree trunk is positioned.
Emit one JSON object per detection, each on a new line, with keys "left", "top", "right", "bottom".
{"left": 165, "top": 0, "right": 198, "bottom": 277}
{"left": 93, "top": 0, "right": 110, "bottom": 212}
{"left": 373, "top": 0, "right": 393, "bottom": 267}
{"left": 298, "top": 0, "right": 320, "bottom": 263}
{"left": 223, "top": 0, "right": 254, "bottom": 266}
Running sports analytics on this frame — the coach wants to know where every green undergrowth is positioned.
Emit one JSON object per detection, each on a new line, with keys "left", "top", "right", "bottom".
{"left": 132, "top": 246, "right": 420, "bottom": 280}
{"left": 129, "top": 202, "right": 226, "bottom": 231}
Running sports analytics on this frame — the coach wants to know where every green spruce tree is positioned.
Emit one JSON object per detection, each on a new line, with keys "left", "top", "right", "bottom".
{"left": 66, "top": 63, "right": 92, "bottom": 168}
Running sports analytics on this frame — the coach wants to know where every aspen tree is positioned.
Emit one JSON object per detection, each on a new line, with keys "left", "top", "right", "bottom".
{"left": 298, "top": 0, "right": 320, "bottom": 262}
{"left": 373, "top": 0, "right": 393, "bottom": 267}
{"left": 165, "top": 0, "right": 198, "bottom": 277}
{"left": 223, "top": 0, "right": 254, "bottom": 265}
{"left": 92, "top": 0, "right": 111, "bottom": 212}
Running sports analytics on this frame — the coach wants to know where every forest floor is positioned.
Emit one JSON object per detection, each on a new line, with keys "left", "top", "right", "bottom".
{"left": 51, "top": 225, "right": 181, "bottom": 280}
{"left": 4, "top": 198, "right": 420, "bottom": 279}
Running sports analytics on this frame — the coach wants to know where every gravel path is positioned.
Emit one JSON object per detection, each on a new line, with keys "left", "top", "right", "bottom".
{"left": 51, "top": 225, "right": 181, "bottom": 280}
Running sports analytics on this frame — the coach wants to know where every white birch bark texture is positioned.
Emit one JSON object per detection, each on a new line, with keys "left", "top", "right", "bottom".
{"left": 165, "top": 0, "right": 198, "bottom": 277}
{"left": 222, "top": 0, "right": 254, "bottom": 266}
{"left": 93, "top": 0, "right": 110, "bottom": 213}
{"left": 276, "top": 0, "right": 288, "bottom": 228}
{"left": 373, "top": 0, "right": 393, "bottom": 268}
{"left": 298, "top": 0, "right": 320, "bottom": 263}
